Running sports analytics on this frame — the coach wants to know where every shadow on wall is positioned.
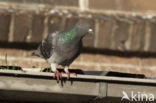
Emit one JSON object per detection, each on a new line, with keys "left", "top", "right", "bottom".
{"left": 1, "top": 41, "right": 156, "bottom": 58}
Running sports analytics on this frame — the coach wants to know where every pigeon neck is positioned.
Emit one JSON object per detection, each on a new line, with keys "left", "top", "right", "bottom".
{"left": 59, "top": 27, "right": 80, "bottom": 44}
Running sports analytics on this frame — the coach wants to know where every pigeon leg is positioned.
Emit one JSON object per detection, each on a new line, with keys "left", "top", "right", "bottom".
{"left": 54, "top": 70, "right": 62, "bottom": 81}
{"left": 64, "top": 66, "right": 76, "bottom": 79}
{"left": 51, "top": 63, "right": 61, "bottom": 81}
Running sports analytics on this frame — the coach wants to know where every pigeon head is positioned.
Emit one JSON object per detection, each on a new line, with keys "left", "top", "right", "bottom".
{"left": 75, "top": 22, "right": 93, "bottom": 36}
{"left": 58, "top": 22, "right": 93, "bottom": 44}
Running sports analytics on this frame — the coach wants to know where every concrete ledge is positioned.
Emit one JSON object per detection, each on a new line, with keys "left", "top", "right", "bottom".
{"left": 0, "top": 69, "right": 156, "bottom": 103}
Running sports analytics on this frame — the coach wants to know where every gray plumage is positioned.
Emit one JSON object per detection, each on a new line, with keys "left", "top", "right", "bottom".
{"left": 32, "top": 22, "right": 93, "bottom": 73}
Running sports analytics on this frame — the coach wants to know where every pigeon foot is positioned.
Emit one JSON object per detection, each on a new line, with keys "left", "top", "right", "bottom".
{"left": 65, "top": 72, "right": 76, "bottom": 79}
{"left": 53, "top": 70, "right": 62, "bottom": 82}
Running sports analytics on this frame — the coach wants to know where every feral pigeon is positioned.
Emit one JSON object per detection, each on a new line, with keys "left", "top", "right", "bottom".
{"left": 32, "top": 22, "right": 93, "bottom": 81}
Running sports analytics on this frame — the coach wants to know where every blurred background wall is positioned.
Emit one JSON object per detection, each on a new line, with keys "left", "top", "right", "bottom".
{"left": 0, "top": 0, "right": 156, "bottom": 77}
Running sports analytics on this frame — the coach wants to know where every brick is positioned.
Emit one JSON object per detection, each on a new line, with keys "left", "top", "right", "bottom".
{"left": 31, "top": 14, "right": 45, "bottom": 43}
{"left": 0, "top": 48, "right": 33, "bottom": 57}
{"left": 4, "top": 0, "right": 23, "bottom": 3}
{"left": 89, "top": 0, "right": 120, "bottom": 11}
{"left": 142, "top": 58, "right": 156, "bottom": 67}
{"left": 97, "top": 19, "right": 114, "bottom": 49}
{"left": 5, "top": 59, "right": 49, "bottom": 68}
{"left": 80, "top": 53, "right": 140, "bottom": 66}
{"left": 89, "top": 0, "right": 156, "bottom": 12}
{"left": 5, "top": 0, "right": 79, "bottom": 7}
{"left": 71, "top": 63, "right": 140, "bottom": 74}
{"left": 48, "top": 16, "right": 63, "bottom": 34}
{"left": 65, "top": 17, "right": 79, "bottom": 29}
{"left": 43, "top": 0, "right": 79, "bottom": 7}
{"left": 113, "top": 20, "right": 130, "bottom": 51}
{"left": 70, "top": 64, "right": 99, "bottom": 71}
{"left": 0, "top": 12, "right": 10, "bottom": 42}
{"left": 139, "top": 68, "right": 156, "bottom": 77}
{"left": 14, "top": 13, "right": 32, "bottom": 42}
{"left": 130, "top": 21, "right": 145, "bottom": 51}
{"left": 149, "top": 22, "right": 156, "bottom": 52}
{"left": 120, "top": 0, "right": 156, "bottom": 12}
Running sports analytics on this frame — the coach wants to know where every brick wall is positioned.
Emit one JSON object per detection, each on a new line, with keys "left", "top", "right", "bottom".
{"left": 0, "top": 48, "right": 156, "bottom": 77}
{"left": 0, "top": 0, "right": 156, "bottom": 77}
{"left": 89, "top": 0, "right": 156, "bottom": 12}
{"left": 0, "top": 0, "right": 156, "bottom": 52}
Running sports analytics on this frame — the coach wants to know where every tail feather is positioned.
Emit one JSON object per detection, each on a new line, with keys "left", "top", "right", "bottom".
{"left": 32, "top": 51, "right": 41, "bottom": 57}
{"left": 31, "top": 52, "right": 36, "bottom": 56}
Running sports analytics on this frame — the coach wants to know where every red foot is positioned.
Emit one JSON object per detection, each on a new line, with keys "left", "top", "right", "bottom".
{"left": 53, "top": 70, "right": 62, "bottom": 81}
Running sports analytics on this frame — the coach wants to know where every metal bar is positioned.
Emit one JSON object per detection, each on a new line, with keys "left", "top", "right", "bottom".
{"left": 0, "top": 69, "right": 156, "bottom": 102}
{"left": 0, "top": 69, "right": 156, "bottom": 85}
{"left": 0, "top": 76, "right": 99, "bottom": 96}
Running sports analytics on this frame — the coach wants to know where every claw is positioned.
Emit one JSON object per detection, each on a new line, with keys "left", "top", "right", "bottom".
{"left": 53, "top": 70, "right": 76, "bottom": 81}
{"left": 66, "top": 72, "right": 76, "bottom": 79}
{"left": 53, "top": 70, "right": 62, "bottom": 82}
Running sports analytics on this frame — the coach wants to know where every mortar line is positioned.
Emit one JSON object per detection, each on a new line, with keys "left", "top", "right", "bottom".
{"left": 26, "top": 14, "right": 33, "bottom": 43}
{"left": 8, "top": 13, "right": 15, "bottom": 42}
{"left": 144, "top": 21, "right": 151, "bottom": 51}
{"left": 110, "top": 21, "right": 117, "bottom": 49}
{"left": 60, "top": 17, "right": 66, "bottom": 30}
{"left": 125, "top": 22, "right": 133, "bottom": 50}
{"left": 94, "top": 19, "right": 100, "bottom": 47}
{"left": 42, "top": 15, "right": 49, "bottom": 39}
{"left": 79, "top": 0, "right": 88, "bottom": 11}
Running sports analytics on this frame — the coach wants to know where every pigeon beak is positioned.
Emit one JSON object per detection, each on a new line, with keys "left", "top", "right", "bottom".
{"left": 88, "top": 29, "right": 93, "bottom": 35}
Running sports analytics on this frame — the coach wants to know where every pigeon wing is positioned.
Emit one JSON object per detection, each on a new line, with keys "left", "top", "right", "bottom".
{"left": 39, "top": 31, "right": 59, "bottom": 59}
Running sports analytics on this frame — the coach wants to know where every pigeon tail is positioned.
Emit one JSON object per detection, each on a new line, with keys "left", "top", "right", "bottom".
{"left": 32, "top": 51, "right": 42, "bottom": 57}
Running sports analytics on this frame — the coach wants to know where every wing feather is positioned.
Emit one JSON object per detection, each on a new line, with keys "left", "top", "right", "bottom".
{"left": 39, "top": 31, "right": 59, "bottom": 59}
